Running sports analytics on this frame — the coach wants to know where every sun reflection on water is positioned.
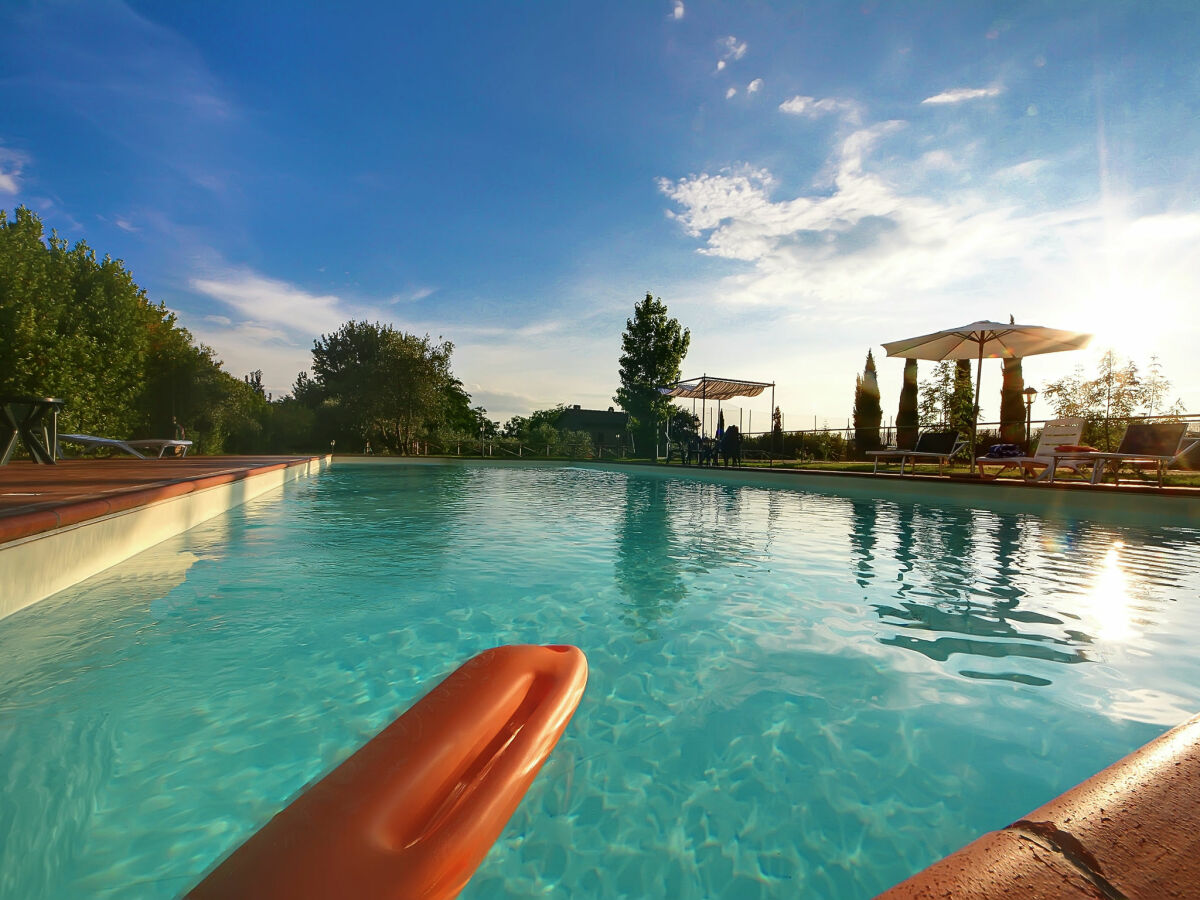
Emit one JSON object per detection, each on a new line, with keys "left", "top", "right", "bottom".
{"left": 1089, "top": 541, "right": 1133, "bottom": 641}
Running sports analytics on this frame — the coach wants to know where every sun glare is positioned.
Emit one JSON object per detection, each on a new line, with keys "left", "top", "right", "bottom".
{"left": 1087, "top": 542, "right": 1133, "bottom": 642}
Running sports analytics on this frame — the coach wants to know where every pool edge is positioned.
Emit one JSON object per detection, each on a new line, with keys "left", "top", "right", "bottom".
{"left": 876, "top": 711, "right": 1200, "bottom": 898}
{"left": 0, "top": 455, "right": 330, "bottom": 621}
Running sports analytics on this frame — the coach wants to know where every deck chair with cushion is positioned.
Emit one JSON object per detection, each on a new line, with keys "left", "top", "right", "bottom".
{"left": 868, "top": 430, "right": 965, "bottom": 475}
{"left": 976, "top": 417, "right": 1095, "bottom": 482}
{"left": 1069, "top": 423, "right": 1199, "bottom": 487}
{"left": 57, "top": 434, "right": 192, "bottom": 459}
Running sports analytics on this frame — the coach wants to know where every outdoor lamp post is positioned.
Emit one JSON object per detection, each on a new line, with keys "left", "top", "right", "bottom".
{"left": 1023, "top": 386, "right": 1038, "bottom": 449}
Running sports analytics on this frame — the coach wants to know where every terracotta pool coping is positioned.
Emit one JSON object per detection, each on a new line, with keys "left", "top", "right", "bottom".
{"left": 0, "top": 456, "right": 324, "bottom": 545}
{"left": 877, "top": 711, "right": 1200, "bottom": 898}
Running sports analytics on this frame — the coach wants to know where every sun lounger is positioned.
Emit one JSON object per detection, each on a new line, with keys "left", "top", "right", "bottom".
{"left": 868, "top": 430, "right": 964, "bottom": 475}
{"left": 57, "top": 434, "right": 192, "bottom": 459}
{"left": 976, "top": 417, "right": 1093, "bottom": 482}
{"left": 1058, "top": 423, "right": 1198, "bottom": 487}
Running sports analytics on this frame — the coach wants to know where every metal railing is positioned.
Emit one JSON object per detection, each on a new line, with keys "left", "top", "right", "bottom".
{"left": 733, "top": 411, "right": 1200, "bottom": 465}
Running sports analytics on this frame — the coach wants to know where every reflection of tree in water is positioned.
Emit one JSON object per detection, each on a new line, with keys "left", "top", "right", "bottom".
{"left": 852, "top": 502, "right": 1091, "bottom": 679}
{"left": 341, "top": 464, "right": 472, "bottom": 577}
{"left": 849, "top": 499, "right": 878, "bottom": 590}
{"left": 614, "top": 477, "right": 688, "bottom": 636}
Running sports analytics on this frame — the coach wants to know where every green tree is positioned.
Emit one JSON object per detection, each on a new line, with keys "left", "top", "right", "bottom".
{"left": 1, "top": 206, "right": 260, "bottom": 453}
{"left": 615, "top": 293, "right": 690, "bottom": 455}
{"left": 852, "top": 349, "right": 883, "bottom": 454}
{"left": 1042, "top": 350, "right": 1182, "bottom": 449}
{"left": 310, "top": 321, "right": 463, "bottom": 454}
{"left": 951, "top": 360, "right": 974, "bottom": 436}
{"left": 999, "top": 357, "right": 1026, "bottom": 445}
{"left": 918, "top": 361, "right": 953, "bottom": 426}
{"left": 895, "top": 359, "right": 919, "bottom": 450}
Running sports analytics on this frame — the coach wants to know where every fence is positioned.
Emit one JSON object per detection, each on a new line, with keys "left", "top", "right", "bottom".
{"left": 737, "top": 412, "right": 1200, "bottom": 465}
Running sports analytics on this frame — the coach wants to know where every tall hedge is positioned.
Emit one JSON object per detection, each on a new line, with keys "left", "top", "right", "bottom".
{"left": 896, "top": 358, "right": 919, "bottom": 449}
{"left": 853, "top": 349, "right": 883, "bottom": 454}
{"left": 1000, "top": 357, "right": 1026, "bottom": 444}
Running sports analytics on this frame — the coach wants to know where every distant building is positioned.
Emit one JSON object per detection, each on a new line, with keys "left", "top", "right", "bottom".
{"left": 557, "top": 405, "right": 631, "bottom": 454}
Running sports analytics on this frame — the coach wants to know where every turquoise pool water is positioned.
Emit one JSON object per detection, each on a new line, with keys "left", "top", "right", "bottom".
{"left": 2, "top": 463, "right": 1199, "bottom": 898}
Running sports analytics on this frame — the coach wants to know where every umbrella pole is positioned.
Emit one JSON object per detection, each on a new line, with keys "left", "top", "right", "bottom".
{"left": 971, "top": 343, "right": 984, "bottom": 474}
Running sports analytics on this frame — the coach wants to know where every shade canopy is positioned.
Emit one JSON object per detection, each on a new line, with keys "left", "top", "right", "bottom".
{"left": 881, "top": 320, "right": 1091, "bottom": 361}
{"left": 659, "top": 375, "right": 772, "bottom": 401}
{"left": 881, "top": 320, "right": 1092, "bottom": 474}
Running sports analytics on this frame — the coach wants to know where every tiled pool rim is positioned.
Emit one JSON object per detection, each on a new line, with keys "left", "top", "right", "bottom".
{"left": 1, "top": 454, "right": 1197, "bottom": 897}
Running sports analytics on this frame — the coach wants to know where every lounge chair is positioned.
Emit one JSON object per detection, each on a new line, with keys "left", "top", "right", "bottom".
{"left": 57, "top": 434, "right": 192, "bottom": 459}
{"left": 868, "top": 430, "right": 965, "bottom": 475}
{"left": 1060, "top": 423, "right": 1199, "bottom": 487}
{"left": 976, "top": 417, "right": 1094, "bottom": 482}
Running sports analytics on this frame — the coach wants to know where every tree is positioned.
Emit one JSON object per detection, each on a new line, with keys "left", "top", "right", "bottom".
{"left": 852, "top": 349, "right": 883, "bottom": 454}
{"left": 614, "top": 293, "right": 690, "bottom": 454}
{"left": 1042, "top": 351, "right": 1182, "bottom": 449}
{"left": 771, "top": 406, "right": 783, "bottom": 453}
{"left": 918, "top": 361, "right": 955, "bottom": 425}
{"left": 999, "top": 357, "right": 1025, "bottom": 444}
{"left": 310, "top": 321, "right": 462, "bottom": 453}
{"left": 895, "top": 358, "right": 919, "bottom": 450}
{"left": 950, "top": 360, "right": 974, "bottom": 436}
{"left": 1, "top": 206, "right": 262, "bottom": 453}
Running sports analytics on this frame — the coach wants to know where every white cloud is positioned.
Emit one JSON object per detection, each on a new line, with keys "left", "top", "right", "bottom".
{"left": 715, "top": 35, "right": 746, "bottom": 71}
{"left": 190, "top": 270, "right": 347, "bottom": 336}
{"left": 720, "top": 36, "right": 747, "bottom": 61}
{"left": 672, "top": 1, "right": 684, "bottom": 20}
{"left": 659, "top": 123, "right": 1043, "bottom": 297}
{"left": 747, "top": 78, "right": 763, "bottom": 94}
{"left": 113, "top": 216, "right": 138, "bottom": 232}
{"left": 922, "top": 86, "right": 1002, "bottom": 105}
{"left": 390, "top": 286, "right": 435, "bottom": 303}
{"left": 726, "top": 87, "right": 737, "bottom": 99}
{"left": 0, "top": 145, "right": 29, "bottom": 194}
{"left": 779, "top": 95, "right": 861, "bottom": 123}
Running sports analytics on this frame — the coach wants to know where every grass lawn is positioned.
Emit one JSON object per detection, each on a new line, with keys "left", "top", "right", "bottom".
{"left": 667, "top": 457, "right": 1200, "bottom": 488}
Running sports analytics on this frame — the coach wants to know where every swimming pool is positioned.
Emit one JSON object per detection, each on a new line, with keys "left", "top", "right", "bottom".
{"left": 1, "top": 462, "right": 1198, "bottom": 898}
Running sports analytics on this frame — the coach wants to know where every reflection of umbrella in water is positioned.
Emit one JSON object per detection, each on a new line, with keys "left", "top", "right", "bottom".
{"left": 882, "top": 320, "right": 1091, "bottom": 474}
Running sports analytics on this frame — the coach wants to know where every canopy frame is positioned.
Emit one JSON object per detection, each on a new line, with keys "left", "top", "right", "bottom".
{"left": 660, "top": 374, "right": 775, "bottom": 441}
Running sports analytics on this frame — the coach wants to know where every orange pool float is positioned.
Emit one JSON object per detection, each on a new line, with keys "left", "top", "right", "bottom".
{"left": 188, "top": 644, "right": 588, "bottom": 899}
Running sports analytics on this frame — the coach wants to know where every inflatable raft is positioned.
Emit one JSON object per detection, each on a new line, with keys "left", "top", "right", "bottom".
{"left": 189, "top": 644, "right": 588, "bottom": 899}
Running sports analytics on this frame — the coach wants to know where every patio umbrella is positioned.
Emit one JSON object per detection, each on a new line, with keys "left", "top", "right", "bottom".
{"left": 881, "top": 320, "right": 1091, "bottom": 474}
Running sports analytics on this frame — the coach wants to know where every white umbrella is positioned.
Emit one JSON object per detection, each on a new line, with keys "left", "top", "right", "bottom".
{"left": 881, "top": 320, "right": 1092, "bottom": 474}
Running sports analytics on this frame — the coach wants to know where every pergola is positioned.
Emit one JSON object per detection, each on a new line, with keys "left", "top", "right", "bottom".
{"left": 659, "top": 375, "right": 775, "bottom": 438}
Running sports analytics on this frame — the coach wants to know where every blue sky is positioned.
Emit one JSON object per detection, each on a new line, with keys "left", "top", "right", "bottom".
{"left": 3, "top": 0, "right": 1198, "bottom": 429}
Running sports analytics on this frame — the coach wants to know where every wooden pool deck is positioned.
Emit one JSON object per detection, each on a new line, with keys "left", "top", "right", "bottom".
{"left": 0, "top": 456, "right": 323, "bottom": 543}
{"left": 0, "top": 455, "right": 327, "bottom": 621}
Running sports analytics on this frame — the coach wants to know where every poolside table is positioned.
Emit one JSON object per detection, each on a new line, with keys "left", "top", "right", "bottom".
{"left": 0, "top": 396, "right": 65, "bottom": 465}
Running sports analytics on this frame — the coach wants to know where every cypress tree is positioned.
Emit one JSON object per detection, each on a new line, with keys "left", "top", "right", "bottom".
{"left": 896, "top": 358, "right": 919, "bottom": 449}
{"left": 1000, "top": 357, "right": 1026, "bottom": 445}
{"left": 853, "top": 349, "right": 883, "bottom": 455}
{"left": 951, "top": 359, "right": 974, "bottom": 437}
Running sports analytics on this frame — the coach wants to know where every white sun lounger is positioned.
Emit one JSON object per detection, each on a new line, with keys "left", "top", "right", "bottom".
{"left": 57, "top": 434, "right": 192, "bottom": 459}
{"left": 976, "top": 418, "right": 1092, "bottom": 482}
